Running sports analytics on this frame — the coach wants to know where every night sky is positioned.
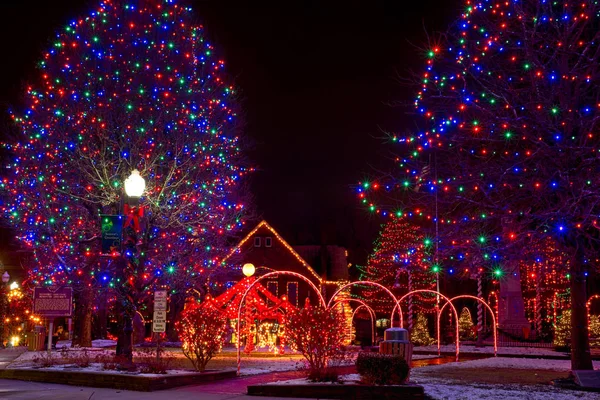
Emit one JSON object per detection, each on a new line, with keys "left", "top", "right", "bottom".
{"left": 0, "top": 0, "right": 459, "bottom": 265}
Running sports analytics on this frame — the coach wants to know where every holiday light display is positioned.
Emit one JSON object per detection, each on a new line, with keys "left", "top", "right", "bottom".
{"left": 520, "top": 237, "right": 570, "bottom": 336}
{"left": 359, "top": 218, "right": 436, "bottom": 319}
{"left": 285, "top": 302, "right": 347, "bottom": 381}
{"left": 1, "top": 0, "right": 251, "bottom": 346}
{"left": 458, "top": 307, "right": 476, "bottom": 341}
{"left": 176, "top": 303, "right": 229, "bottom": 372}
{"left": 200, "top": 276, "right": 297, "bottom": 354}
{"left": 357, "top": 0, "right": 600, "bottom": 370}
{"left": 410, "top": 313, "right": 435, "bottom": 346}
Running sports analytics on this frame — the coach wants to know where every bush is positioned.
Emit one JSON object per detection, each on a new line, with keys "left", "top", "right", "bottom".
{"left": 176, "top": 304, "right": 228, "bottom": 372}
{"left": 285, "top": 304, "right": 347, "bottom": 382}
{"left": 356, "top": 352, "right": 410, "bottom": 385}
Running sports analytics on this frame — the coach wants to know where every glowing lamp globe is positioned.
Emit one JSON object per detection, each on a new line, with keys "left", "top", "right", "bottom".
{"left": 1, "top": 271, "right": 9, "bottom": 284}
{"left": 242, "top": 263, "right": 255, "bottom": 277}
{"left": 124, "top": 169, "right": 146, "bottom": 198}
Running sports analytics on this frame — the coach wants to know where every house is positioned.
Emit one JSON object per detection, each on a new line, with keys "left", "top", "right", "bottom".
{"left": 219, "top": 221, "right": 350, "bottom": 306}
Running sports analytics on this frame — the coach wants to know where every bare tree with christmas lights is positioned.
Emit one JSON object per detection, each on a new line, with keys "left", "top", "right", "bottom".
{"left": 359, "top": 0, "right": 600, "bottom": 370}
{"left": 1, "top": 0, "right": 251, "bottom": 356}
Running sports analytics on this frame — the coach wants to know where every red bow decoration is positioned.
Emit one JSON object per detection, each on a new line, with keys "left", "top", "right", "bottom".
{"left": 123, "top": 204, "right": 144, "bottom": 232}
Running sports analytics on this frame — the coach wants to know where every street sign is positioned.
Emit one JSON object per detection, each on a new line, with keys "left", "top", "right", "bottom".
{"left": 33, "top": 287, "right": 73, "bottom": 317}
{"left": 153, "top": 290, "right": 168, "bottom": 332}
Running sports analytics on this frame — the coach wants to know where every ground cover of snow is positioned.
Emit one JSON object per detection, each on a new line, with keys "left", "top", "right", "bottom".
{"left": 412, "top": 356, "right": 600, "bottom": 372}
{"left": 411, "top": 356, "right": 600, "bottom": 399}
{"left": 264, "top": 357, "right": 600, "bottom": 399}
{"left": 415, "top": 344, "right": 567, "bottom": 357}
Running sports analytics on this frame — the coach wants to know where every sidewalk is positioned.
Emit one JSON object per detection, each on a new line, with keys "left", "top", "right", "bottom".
{"left": 0, "top": 348, "right": 26, "bottom": 369}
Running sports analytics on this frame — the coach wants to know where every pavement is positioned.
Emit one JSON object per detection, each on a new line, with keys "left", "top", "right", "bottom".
{"left": 0, "top": 378, "right": 325, "bottom": 400}
{"left": 0, "top": 349, "right": 488, "bottom": 399}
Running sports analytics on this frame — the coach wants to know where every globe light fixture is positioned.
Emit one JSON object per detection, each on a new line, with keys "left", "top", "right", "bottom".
{"left": 1, "top": 271, "right": 9, "bottom": 284}
{"left": 242, "top": 263, "right": 255, "bottom": 277}
{"left": 124, "top": 169, "right": 146, "bottom": 198}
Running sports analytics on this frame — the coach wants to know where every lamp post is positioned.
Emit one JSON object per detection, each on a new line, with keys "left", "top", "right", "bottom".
{"left": 1, "top": 271, "right": 9, "bottom": 348}
{"left": 120, "top": 169, "right": 146, "bottom": 363}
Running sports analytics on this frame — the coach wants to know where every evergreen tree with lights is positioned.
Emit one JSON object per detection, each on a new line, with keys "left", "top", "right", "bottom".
{"left": 458, "top": 307, "right": 476, "bottom": 341}
{"left": 1, "top": 0, "right": 251, "bottom": 354}
{"left": 361, "top": 218, "right": 436, "bottom": 319}
{"left": 410, "top": 313, "right": 435, "bottom": 346}
{"left": 358, "top": 0, "right": 600, "bottom": 370}
{"left": 553, "top": 309, "right": 571, "bottom": 350}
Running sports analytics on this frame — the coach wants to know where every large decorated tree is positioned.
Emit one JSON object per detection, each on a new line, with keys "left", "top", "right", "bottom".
{"left": 360, "top": 0, "right": 600, "bottom": 370}
{"left": 1, "top": 0, "right": 251, "bottom": 351}
{"left": 360, "top": 218, "right": 435, "bottom": 326}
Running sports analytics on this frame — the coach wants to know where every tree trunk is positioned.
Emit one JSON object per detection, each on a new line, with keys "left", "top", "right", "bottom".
{"left": 167, "top": 295, "right": 184, "bottom": 342}
{"left": 570, "top": 238, "right": 593, "bottom": 370}
{"left": 71, "top": 286, "right": 93, "bottom": 347}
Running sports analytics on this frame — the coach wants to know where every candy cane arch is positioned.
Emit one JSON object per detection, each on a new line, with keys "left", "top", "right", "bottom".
{"left": 332, "top": 298, "right": 376, "bottom": 345}
{"left": 327, "top": 281, "right": 404, "bottom": 328}
{"left": 439, "top": 295, "right": 497, "bottom": 357}
{"left": 395, "top": 290, "right": 460, "bottom": 361}
{"left": 236, "top": 271, "right": 326, "bottom": 376}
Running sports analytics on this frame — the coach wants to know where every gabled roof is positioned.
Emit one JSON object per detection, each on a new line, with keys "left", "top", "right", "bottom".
{"left": 221, "top": 220, "right": 323, "bottom": 283}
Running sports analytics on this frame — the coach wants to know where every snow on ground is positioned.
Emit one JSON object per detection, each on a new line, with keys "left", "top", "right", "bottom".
{"left": 420, "top": 382, "right": 597, "bottom": 400}
{"left": 412, "top": 356, "right": 600, "bottom": 372}
{"left": 416, "top": 344, "right": 565, "bottom": 357}
{"left": 411, "top": 357, "right": 600, "bottom": 400}
{"left": 54, "top": 339, "right": 117, "bottom": 349}
{"left": 267, "top": 374, "right": 362, "bottom": 385}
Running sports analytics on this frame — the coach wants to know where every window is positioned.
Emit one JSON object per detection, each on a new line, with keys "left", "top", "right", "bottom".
{"left": 254, "top": 237, "right": 261, "bottom": 247}
{"left": 265, "top": 237, "right": 272, "bottom": 247}
{"left": 287, "top": 282, "right": 298, "bottom": 307}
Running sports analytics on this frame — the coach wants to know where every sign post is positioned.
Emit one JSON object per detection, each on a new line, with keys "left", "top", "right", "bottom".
{"left": 153, "top": 290, "right": 168, "bottom": 361}
{"left": 33, "top": 287, "right": 73, "bottom": 352}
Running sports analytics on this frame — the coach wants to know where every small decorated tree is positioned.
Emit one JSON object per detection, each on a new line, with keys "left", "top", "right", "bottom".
{"left": 176, "top": 305, "right": 228, "bottom": 372}
{"left": 553, "top": 310, "right": 571, "bottom": 350}
{"left": 285, "top": 304, "right": 347, "bottom": 381}
{"left": 458, "top": 307, "right": 476, "bottom": 341}
{"left": 410, "top": 313, "right": 435, "bottom": 346}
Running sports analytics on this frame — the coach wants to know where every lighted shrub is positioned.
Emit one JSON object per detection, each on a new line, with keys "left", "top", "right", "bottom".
{"left": 176, "top": 304, "right": 228, "bottom": 372}
{"left": 356, "top": 352, "right": 410, "bottom": 385}
{"left": 285, "top": 304, "right": 347, "bottom": 382}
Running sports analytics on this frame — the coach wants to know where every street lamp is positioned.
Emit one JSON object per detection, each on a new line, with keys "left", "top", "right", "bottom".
{"left": 2, "top": 272, "right": 9, "bottom": 284}
{"left": 124, "top": 169, "right": 146, "bottom": 198}
{"left": 120, "top": 170, "right": 146, "bottom": 364}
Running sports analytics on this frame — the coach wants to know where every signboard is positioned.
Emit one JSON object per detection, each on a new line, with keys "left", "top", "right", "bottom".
{"left": 153, "top": 290, "right": 168, "bottom": 332}
{"left": 101, "top": 215, "right": 123, "bottom": 255}
{"left": 33, "top": 287, "right": 73, "bottom": 317}
{"left": 153, "top": 310, "right": 167, "bottom": 333}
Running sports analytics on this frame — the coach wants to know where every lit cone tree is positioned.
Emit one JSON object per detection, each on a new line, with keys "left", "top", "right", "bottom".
{"left": 1, "top": 0, "right": 251, "bottom": 353}
{"left": 358, "top": 0, "right": 600, "bottom": 370}
{"left": 361, "top": 218, "right": 435, "bottom": 320}
{"left": 458, "top": 307, "right": 476, "bottom": 341}
{"left": 410, "top": 313, "right": 435, "bottom": 346}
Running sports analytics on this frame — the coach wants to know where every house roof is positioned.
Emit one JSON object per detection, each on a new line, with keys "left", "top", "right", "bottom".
{"left": 221, "top": 220, "right": 323, "bottom": 283}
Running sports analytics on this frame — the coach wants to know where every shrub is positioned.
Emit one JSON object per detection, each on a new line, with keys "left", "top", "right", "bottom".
{"left": 137, "top": 357, "right": 173, "bottom": 374}
{"left": 176, "top": 304, "right": 228, "bottom": 372}
{"left": 65, "top": 348, "right": 91, "bottom": 368}
{"left": 356, "top": 352, "right": 410, "bottom": 385}
{"left": 32, "top": 351, "right": 57, "bottom": 368}
{"left": 285, "top": 304, "right": 347, "bottom": 382}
